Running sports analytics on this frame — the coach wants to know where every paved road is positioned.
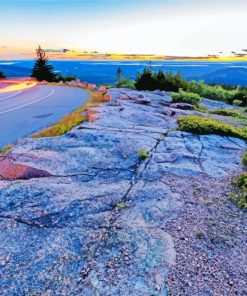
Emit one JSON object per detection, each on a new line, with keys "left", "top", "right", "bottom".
{"left": 0, "top": 85, "right": 89, "bottom": 148}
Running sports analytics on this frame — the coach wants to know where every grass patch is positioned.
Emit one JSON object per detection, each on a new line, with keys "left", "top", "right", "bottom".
{"left": 172, "top": 89, "right": 201, "bottom": 105}
{"left": 138, "top": 148, "right": 150, "bottom": 160}
{"left": 229, "top": 173, "right": 247, "bottom": 209}
{"left": 116, "top": 202, "right": 127, "bottom": 210}
{"left": 0, "top": 144, "right": 13, "bottom": 154}
{"left": 32, "top": 115, "right": 87, "bottom": 137}
{"left": 177, "top": 115, "right": 247, "bottom": 140}
{"left": 195, "top": 104, "right": 208, "bottom": 113}
{"left": 209, "top": 109, "right": 247, "bottom": 119}
{"left": 32, "top": 91, "right": 106, "bottom": 138}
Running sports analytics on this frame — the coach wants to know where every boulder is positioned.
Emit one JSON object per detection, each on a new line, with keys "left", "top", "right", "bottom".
{"left": 80, "top": 82, "right": 87, "bottom": 88}
{"left": 0, "top": 158, "right": 51, "bottom": 181}
{"left": 153, "top": 90, "right": 165, "bottom": 96}
{"left": 135, "top": 98, "right": 151, "bottom": 105}
{"left": 87, "top": 83, "right": 97, "bottom": 91}
{"left": 163, "top": 107, "right": 176, "bottom": 117}
{"left": 170, "top": 103, "right": 196, "bottom": 110}
{"left": 98, "top": 85, "right": 107, "bottom": 92}
{"left": 120, "top": 94, "right": 130, "bottom": 100}
{"left": 87, "top": 108, "right": 99, "bottom": 122}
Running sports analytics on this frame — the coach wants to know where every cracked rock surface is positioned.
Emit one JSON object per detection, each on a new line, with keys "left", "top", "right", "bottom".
{"left": 0, "top": 88, "right": 246, "bottom": 295}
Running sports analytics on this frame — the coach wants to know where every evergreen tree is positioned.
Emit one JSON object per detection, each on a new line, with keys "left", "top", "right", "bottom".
{"left": 31, "top": 46, "right": 56, "bottom": 82}
{"left": 135, "top": 67, "right": 157, "bottom": 90}
{"left": 135, "top": 68, "right": 188, "bottom": 92}
{"left": 0, "top": 70, "right": 5, "bottom": 78}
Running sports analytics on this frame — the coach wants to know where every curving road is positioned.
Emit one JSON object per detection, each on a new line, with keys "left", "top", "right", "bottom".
{"left": 0, "top": 85, "right": 89, "bottom": 148}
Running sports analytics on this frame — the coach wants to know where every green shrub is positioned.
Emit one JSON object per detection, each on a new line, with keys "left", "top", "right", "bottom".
{"left": 209, "top": 109, "right": 243, "bottom": 118}
{"left": 242, "top": 151, "right": 247, "bottom": 166}
{"left": 172, "top": 89, "right": 201, "bottom": 105}
{"left": 133, "top": 69, "right": 247, "bottom": 106}
{"left": 55, "top": 73, "right": 77, "bottom": 82}
{"left": 138, "top": 148, "right": 150, "bottom": 160}
{"left": 232, "top": 99, "right": 242, "bottom": 106}
{"left": 187, "top": 80, "right": 239, "bottom": 103}
{"left": 115, "top": 77, "right": 136, "bottom": 89}
{"left": 177, "top": 115, "right": 247, "bottom": 139}
{"left": 234, "top": 87, "right": 247, "bottom": 106}
{"left": 229, "top": 173, "right": 247, "bottom": 208}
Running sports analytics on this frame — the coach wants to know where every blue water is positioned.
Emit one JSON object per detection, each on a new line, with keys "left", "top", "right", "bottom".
{"left": 1, "top": 60, "right": 247, "bottom": 85}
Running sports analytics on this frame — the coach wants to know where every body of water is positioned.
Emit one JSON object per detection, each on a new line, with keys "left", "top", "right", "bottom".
{"left": 1, "top": 60, "right": 247, "bottom": 86}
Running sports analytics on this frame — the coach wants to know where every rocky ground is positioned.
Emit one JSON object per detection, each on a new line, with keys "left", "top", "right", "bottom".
{"left": 0, "top": 88, "right": 246, "bottom": 295}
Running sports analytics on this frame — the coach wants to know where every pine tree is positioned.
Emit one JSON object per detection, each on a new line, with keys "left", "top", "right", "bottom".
{"left": 31, "top": 46, "right": 56, "bottom": 82}
{"left": 135, "top": 67, "right": 157, "bottom": 90}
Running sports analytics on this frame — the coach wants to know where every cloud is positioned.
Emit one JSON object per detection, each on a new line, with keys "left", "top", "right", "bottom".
{"left": 231, "top": 51, "right": 246, "bottom": 57}
{"left": 44, "top": 49, "right": 71, "bottom": 53}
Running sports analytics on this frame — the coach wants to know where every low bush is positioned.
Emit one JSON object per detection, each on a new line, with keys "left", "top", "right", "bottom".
{"left": 172, "top": 89, "right": 201, "bottom": 105}
{"left": 115, "top": 77, "right": 136, "bottom": 89}
{"left": 187, "top": 80, "right": 239, "bottom": 103}
{"left": 209, "top": 109, "right": 247, "bottom": 126}
{"left": 242, "top": 151, "right": 247, "bottom": 166}
{"left": 55, "top": 73, "right": 77, "bottom": 82}
{"left": 177, "top": 115, "right": 247, "bottom": 139}
{"left": 209, "top": 109, "right": 243, "bottom": 118}
{"left": 195, "top": 104, "right": 208, "bottom": 113}
{"left": 229, "top": 173, "right": 247, "bottom": 208}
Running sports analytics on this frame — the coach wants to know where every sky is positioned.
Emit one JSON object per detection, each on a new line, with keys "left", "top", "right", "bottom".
{"left": 0, "top": 0, "right": 247, "bottom": 59}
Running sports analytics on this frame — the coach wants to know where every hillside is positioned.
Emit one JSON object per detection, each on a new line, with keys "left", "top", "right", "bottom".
{"left": 0, "top": 63, "right": 31, "bottom": 77}
{"left": 192, "top": 66, "right": 247, "bottom": 86}
{"left": 0, "top": 88, "right": 246, "bottom": 295}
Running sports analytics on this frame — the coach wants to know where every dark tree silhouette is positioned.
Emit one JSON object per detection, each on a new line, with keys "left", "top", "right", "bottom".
{"left": 31, "top": 46, "right": 56, "bottom": 82}
{"left": 135, "top": 67, "right": 158, "bottom": 90}
{"left": 135, "top": 68, "right": 188, "bottom": 91}
{"left": 117, "top": 67, "right": 122, "bottom": 81}
{"left": 0, "top": 70, "right": 5, "bottom": 78}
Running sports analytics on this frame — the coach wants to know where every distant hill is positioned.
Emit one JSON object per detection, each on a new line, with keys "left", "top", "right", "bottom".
{"left": 0, "top": 64, "right": 31, "bottom": 77}
{"left": 191, "top": 67, "right": 247, "bottom": 86}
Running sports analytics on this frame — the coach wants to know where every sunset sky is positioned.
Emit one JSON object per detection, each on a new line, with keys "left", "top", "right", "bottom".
{"left": 0, "top": 0, "right": 247, "bottom": 60}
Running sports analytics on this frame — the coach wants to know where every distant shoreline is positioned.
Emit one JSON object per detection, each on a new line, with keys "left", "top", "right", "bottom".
{"left": 0, "top": 53, "right": 247, "bottom": 62}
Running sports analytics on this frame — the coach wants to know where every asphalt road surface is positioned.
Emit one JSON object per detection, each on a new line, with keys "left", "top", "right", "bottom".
{"left": 0, "top": 85, "right": 89, "bottom": 148}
